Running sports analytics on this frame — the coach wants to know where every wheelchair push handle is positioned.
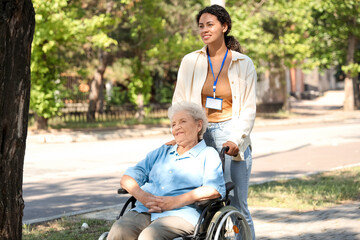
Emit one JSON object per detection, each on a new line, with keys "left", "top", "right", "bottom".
{"left": 220, "top": 146, "right": 230, "bottom": 160}
{"left": 220, "top": 146, "right": 229, "bottom": 172}
{"left": 118, "top": 188, "right": 128, "bottom": 194}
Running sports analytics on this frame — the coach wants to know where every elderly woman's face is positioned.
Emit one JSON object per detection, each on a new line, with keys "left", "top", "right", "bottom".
{"left": 171, "top": 110, "right": 202, "bottom": 146}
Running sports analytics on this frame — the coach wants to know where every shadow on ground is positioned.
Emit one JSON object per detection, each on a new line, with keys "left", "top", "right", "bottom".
{"left": 23, "top": 175, "right": 126, "bottom": 222}
{"left": 253, "top": 201, "right": 360, "bottom": 240}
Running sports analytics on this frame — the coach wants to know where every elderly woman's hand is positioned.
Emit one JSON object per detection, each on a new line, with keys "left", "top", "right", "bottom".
{"left": 150, "top": 186, "right": 221, "bottom": 212}
{"left": 145, "top": 201, "right": 163, "bottom": 213}
{"left": 150, "top": 196, "right": 181, "bottom": 212}
{"left": 121, "top": 175, "right": 163, "bottom": 213}
{"left": 132, "top": 190, "right": 164, "bottom": 213}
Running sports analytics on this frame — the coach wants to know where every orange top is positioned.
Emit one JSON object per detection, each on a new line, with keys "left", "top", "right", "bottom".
{"left": 201, "top": 53, "right": 232, "bottom": 123}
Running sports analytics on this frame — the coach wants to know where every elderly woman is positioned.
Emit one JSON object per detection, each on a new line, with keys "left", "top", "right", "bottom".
{"left": 107, "top": 102, "right": 226, "bottom": 240}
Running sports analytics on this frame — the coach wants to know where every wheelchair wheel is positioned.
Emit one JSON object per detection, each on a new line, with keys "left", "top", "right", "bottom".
{"left": 206, "top": 206, "right": 252, "bottom": 240}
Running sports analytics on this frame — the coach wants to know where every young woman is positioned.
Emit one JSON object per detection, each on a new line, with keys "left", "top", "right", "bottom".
{"left": 172, "top": 5, "right": 257, "bottom": 239}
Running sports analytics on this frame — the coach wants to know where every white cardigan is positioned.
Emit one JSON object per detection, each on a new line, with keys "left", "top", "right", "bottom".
{"left": 172, "top": 46, "right": 257, "bottom": 161}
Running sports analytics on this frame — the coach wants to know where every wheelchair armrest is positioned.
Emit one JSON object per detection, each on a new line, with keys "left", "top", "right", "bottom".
{"left": 195, "top": 182, "right": 234, "bottom": 209}
{"left": 195, "top": 198, "right": 220, "bottom": 210}
{"left": 195, "top": 200, "right": 212, "bottom": 209}
{"left": 117, "top": 188, "right": 128, "bottom": 194}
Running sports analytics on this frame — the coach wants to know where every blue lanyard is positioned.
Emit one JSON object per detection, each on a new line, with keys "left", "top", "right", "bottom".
{"left": 207, "top": 48, "right": 228, "bottom": 98}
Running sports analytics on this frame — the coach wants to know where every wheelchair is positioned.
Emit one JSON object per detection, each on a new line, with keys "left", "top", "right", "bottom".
{"left": 99, "top": 147, "right": 252, "bottom": 240}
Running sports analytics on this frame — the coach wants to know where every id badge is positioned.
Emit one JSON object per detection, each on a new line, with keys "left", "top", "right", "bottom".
{"left": 205, "top": 97, "right": 223, "bottom": 110}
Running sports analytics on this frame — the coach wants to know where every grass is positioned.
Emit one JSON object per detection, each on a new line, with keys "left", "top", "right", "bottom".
{"left": 28, "top": 117, "right": 170, "bottom": 131}
{"left": 256, "top": 110, "right": 295, "bottom": 119}
{"left": 22, "top": 167, "right": 360, "bottom": 239}
{"left": 49, "top": 117, "right": 170, "bottom": 130}
{"left": 23, "top": 217, "right": 113, "bottom": 240}
{"left": 248, "top": 166, "right": 360, "bottom": 211}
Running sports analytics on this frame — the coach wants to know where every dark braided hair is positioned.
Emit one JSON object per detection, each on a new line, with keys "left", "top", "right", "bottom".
{"left": 196, "top": 5, "right": 242, "bottom": 53}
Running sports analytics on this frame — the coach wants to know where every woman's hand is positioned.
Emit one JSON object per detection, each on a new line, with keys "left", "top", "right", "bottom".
{"left": 144, "top": 202, "right": 162, "bottom": 213}
{"left": 150, "top": 196, "right": 180, "bottom": 212}
{"left": 151, "top": 186, "right": 221, "bottom": 212}
{"left": 121, "top": 175, "right": 162, "bottom": 212}
{"left": 223, "top": 141, "right": 239, "bottom": 156}
{"left": 139, "top": 192, "right": 162, "bottom": 213}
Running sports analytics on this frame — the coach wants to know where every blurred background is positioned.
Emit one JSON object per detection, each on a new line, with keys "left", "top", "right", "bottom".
{"left": 29, "top": 0, "right": 360, "bottom": 130}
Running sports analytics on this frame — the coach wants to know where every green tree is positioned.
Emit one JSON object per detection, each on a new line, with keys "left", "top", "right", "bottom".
{"left": 129, "top": 0, "right": 166, "bottom": 119}
{"left": 76, "top": 0, "right": 123, "bottom": 122}
{"left": 104, "top": 0, "right": 207, "bottom": 107}
{"left": 107, "top": 0, "right": 168, "bottom": 120}
{"left": 78, "top": 0, "right": 164, "bottom": 121}
{"left": 227, "top": 0, "right": 315, "bottom": 110}
{"left": 226, "top": 0, "right": 359, "bottom": 111}
{"left": 147, "top": 0, "right": 204, "bottom": 104}
{"left": 309, "top": 0, "right": 360, "bottom": 110}
{"left": 31, "top": 0, "right": 116, "bottom": 128}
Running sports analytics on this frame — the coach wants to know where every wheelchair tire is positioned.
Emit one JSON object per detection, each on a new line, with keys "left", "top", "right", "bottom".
{"left": 205, "top": 206, "right": 252, "bottom": 240}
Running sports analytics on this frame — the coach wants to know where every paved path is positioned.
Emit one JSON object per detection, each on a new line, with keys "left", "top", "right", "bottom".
{"left": 252, "top": 201, "right": 360, "bottom": 240}
{"left": 251, "top": 141, "right": 360, "bottom": 184}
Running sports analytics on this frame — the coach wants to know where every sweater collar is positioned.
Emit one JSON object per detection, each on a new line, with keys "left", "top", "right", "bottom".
{"left": 169, "top": 139, "right": 207, "bottom": 158}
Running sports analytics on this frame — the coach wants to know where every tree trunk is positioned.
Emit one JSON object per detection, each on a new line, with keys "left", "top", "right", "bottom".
{"left": 34, "top": 114, "right": 48, "bottom": 130}
{"left": 258, "top": 60, "right": 287, "bottom": 112}
{"left": 0, "top": 1, "right": 35, "bottom": 239}
{"left": 87, "top": 50, "right": 109, "bottom": 122}
{"left": 135, "top": 94, "right": 145, "bottom": 122}
{"left": 343, "top": 33, "right": 358, "bottom": 111}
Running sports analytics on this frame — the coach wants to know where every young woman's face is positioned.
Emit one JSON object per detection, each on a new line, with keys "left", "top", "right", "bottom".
{"left": 198, "top": 13, "right": 228, "bottom": 45}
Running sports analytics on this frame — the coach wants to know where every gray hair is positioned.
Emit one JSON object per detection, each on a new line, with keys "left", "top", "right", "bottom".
{"left": 168, "top": 102, "right": 208, "bottom": 139}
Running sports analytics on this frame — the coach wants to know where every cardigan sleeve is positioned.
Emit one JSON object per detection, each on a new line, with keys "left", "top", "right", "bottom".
{"left": 227, "top": 58, "right": 257, "bottom": 158}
